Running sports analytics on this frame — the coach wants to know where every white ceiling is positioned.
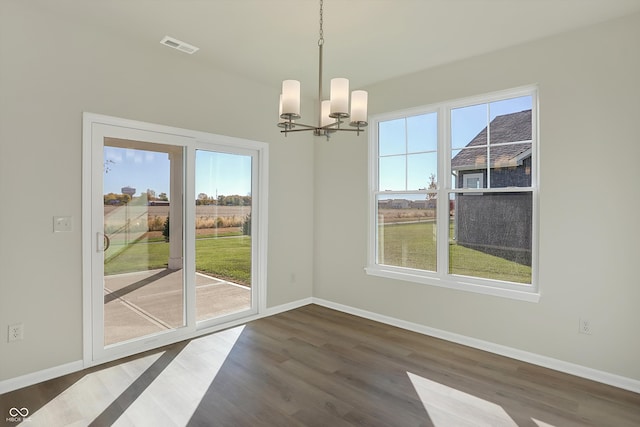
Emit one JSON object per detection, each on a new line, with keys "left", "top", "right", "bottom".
{"left": 48, "top": 0, "right": 640, "bottom": 95}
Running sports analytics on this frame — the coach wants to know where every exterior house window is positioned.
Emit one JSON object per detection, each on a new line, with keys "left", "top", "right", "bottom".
{"left": 367, "top": 87, "right": 538, "bottom": 301}
{"left": 463, "top": 174, "right": 483, "bottom": 189}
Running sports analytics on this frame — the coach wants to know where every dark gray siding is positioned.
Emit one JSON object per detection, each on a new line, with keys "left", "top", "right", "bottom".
{"left": 454, "top": 191, "right": 532, "bottom": 266}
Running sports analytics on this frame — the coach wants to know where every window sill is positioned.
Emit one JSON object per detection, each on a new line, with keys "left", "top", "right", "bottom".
{"left": 365, "top": 266, "right": 540, "bottom": 303}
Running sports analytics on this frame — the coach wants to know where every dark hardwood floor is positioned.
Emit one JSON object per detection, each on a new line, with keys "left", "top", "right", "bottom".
{"left": 1, "top": 304, "right": 639, "bottom": 426}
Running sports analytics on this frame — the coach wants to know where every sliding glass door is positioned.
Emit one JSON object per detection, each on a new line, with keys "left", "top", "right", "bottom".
{"left": 85, "top": 115, "right": 266, "bottom": 363}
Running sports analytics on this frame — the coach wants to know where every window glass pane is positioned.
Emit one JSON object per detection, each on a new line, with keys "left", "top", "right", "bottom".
{"left": 377, "top": 194, "right": 437, "bottom": 271}
{"left": 103, "top": 142, "right": 184, "bottom": 346}
{"left": 488, "top": 112, "right": 531, "bottom": 144}
{"left": 407, "top": 112, "right": 437, "bottom": 153}
{"left": 379, "top": 118, "right": 406, "bottom": 156}
{"left": 489, "top": 142, "right": 532, "bottom": 187}
{"left": 449, "top": 192, "right": 532, "bottom": 284}
{"left": 407, "top": 152, "right": 437, "bottom": 191}
{"left": 195, "top": 150, "right": 253, "bottom": 322}
{"left": 451, "top": 103, "right": 487, "bottom": 149}
{"left": 379, "top": 155, "right": 406, "bottom": 191}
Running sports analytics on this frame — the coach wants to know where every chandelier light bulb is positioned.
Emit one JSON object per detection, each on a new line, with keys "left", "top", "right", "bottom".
{"left": 281, "top": 80, "right": 301, "bottom": 119}
{"left": 350, "top": 90, "right": 368, "bottom": 126}
{"left": 329, "top": 78, "right": 350, "bottom": 118}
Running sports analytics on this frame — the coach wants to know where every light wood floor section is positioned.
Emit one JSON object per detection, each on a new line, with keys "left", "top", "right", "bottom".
{"left": 1, "top": 304, "right": 639, "bottom": 426}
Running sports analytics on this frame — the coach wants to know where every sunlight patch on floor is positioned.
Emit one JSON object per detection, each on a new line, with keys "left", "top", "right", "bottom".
{"left": 27, "top": 325, "right": 245, "bottom": 426}
{"left": 27, "top": 352, "right": 165, "bottom": 426}
{"left": 115, "top": 325, "right": 245, "bottom": 426}
{"left": 407, "top": 371, "right": 518, "bottom": 427}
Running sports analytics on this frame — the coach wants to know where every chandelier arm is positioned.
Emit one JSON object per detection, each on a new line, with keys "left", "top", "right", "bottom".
{"left": 282, "top": 126, "right": 361, "bottom": 134}
{"left": 320, "top": 119, "right": 342, "bottom": 130}
{"left": 281, "top": 128, "right": 317, "bottom": 134}
{"left": 284, "top": 122, "right": 318, "bottom": 130}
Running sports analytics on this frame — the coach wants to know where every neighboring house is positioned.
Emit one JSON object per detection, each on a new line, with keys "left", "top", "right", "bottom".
{"left": 390, "top": 199, "right": 411, "bottom": 209}
{"left": 411, "top": 199, "right": 429, "bottom": 209}
{"left": 450, "top": 110, "right": 533, "bottom": 265}
{"left": 377, "top": 199, "right": 391, "bottom": 209}
{"left": 411, "top": 199, "right": 436, "bottom": 209}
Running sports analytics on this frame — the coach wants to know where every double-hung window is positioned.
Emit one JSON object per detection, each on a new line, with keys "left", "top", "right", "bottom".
{"left": 367, "top": 87, "right": 538, "bottom": 301}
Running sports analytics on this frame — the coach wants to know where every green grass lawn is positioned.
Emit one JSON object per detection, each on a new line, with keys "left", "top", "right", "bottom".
{"left": 380, "top": 221, "right": 531, "bottom": 284}
{"left": 105, "top": 222, "right": 530, "bottom": 286}
{"left": 105, "top": 236, "right": 251, "bottom": 285}
{"left": 379, "top": 221, "right": 438, "bottom": 272}
{"left": 195, "top": 237, "right": 251, "bottom": 285}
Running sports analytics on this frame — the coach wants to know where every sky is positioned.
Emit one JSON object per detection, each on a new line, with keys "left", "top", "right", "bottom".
{"left": 103, "top": 148, "right": 252, "bottom": 200}
{"left": 102, "top": 96, "right": 530, "bottom": 200}
{"left": 378, "top": 95, "right": 532, "bottom": 193}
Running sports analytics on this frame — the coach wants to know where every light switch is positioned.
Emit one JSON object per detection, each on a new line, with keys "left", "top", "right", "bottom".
{"left": 53, "top": 216, "right": 72, "bottom": 232}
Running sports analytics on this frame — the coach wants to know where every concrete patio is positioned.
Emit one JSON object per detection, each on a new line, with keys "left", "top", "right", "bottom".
{"left": 104, "top": 269, "right": 251, "bottom": 346}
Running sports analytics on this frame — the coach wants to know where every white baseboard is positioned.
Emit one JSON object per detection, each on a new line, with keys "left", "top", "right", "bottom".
{"left": 0, "top": 360, "right": 84, "bottom": 395}
{"left": 312, "top": 297, "right": 640, "bottom": 395}
{"left": 264, "top": 297, "right": 313, "bottom": 316}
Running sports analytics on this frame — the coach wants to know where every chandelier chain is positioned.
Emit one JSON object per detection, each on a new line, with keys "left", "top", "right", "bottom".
{"left": 318, "top": 0, "right": 324, "bottom": 46}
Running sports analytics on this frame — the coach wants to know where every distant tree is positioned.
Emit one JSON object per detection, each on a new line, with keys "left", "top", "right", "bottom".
{"left": 146, "top": 189, "right": 156, "bottom": 201}
{"left": 242, "top": 212, "right": 251, "bottom": 235}
{"left": 427, "top": 173, "right": 437, "bottom": 200}
{"left": 197, "top": 193, "right": 209, "bottom": 206}
{"left": 104, "top": 193, "right": 118, "bottom": 205}
{"left": 104, "top": 159, "right": 115, "bottom": 173}
{"left": 103, "top": 192, "right": 132, "bottom": 205}
{"left": 162, "top": 216, "right": 170, "bottom": 242}
{"left": 158, "top": 192, "right": 168, "bottom": 201}
{"left": 215, "top": 194, "right": 252, "bottom": 206}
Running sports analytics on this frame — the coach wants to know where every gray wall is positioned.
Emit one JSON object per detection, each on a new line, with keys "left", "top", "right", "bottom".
{"left": 314, "top": 13, "right": 640, "bottom": 381}
{"left": 0, "top": 2, "right": 314, "bottom": 381}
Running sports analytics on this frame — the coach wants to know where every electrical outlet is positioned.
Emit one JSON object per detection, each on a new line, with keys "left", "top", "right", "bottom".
{"left": 8, "top": 323, "right": 24, "bottom": 342}
{"left": 579, "top": 318, "right": 592, "bottom": 335}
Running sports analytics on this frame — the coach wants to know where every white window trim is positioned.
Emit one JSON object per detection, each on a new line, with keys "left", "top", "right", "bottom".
{"left": 366, "top": 86, "right": 539, "bottom": 302}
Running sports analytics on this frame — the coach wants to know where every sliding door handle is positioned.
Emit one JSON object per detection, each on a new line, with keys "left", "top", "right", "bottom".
{"left": 97, "top": 232, "right": 110, "bottom": 252}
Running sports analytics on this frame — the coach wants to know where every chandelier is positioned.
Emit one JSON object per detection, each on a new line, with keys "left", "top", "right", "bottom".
{"left": 278, "top": 0, "right": 368, "bottom": 138}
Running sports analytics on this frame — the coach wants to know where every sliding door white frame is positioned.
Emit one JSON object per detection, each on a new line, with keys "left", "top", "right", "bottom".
{"left": 82, "top": 113, "right": 268, "bottom": 367}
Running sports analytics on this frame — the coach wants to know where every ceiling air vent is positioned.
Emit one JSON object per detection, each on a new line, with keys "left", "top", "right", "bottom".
{"left": 160, "top": 36, "right": 199, "bottom": 54}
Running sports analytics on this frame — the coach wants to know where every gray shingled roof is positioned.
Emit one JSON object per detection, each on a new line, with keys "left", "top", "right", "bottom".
{"left": 451, "top": 110, "right": 532, "bottom": 170}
